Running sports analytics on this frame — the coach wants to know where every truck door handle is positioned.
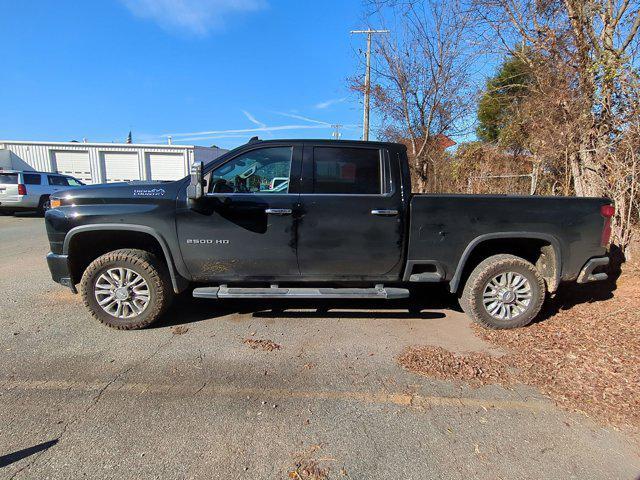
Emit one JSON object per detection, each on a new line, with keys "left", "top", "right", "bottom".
{"left": 371, "top": 209, "right": 398, "bottom": 216}
{"left": 265, "top": 208, "right": 292, "bottom": 216}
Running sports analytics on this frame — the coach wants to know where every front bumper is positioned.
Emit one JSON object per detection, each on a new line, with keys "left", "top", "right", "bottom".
{"left": 46, "top": 252, "right": 77, "bottom": 293}
{"left": 577, "top": 256, "right": 610, "bottom": 284}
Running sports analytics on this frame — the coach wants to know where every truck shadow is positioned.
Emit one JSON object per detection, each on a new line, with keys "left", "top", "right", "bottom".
{"left": 154, "top": 284, "right": 453, "bottom": 329}
{"left": 155, "top": 249, "right": 624, "bottom": 329}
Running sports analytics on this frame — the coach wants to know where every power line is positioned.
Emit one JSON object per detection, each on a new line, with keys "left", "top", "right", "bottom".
{"left": 350, "top": 29, "right": 389, "bottom": 141}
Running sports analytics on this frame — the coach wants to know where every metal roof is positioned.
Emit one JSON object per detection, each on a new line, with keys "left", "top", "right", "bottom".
{"left": 0, "top": 140, "right": 197, "bottom": 149}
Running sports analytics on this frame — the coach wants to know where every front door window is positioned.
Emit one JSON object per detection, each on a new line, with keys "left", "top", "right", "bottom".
{"left": 208, "top": 147, "right": 293, "bottom": 194}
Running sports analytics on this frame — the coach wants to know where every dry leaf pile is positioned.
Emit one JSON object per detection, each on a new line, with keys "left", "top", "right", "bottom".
{"left": 398, "top": 346, "right": 510, "bottom": 386}
{"left": 288, "top": 459, "right": 330, "bottom": 480}
{"left": 243, "top": 338, "right": 282, "bottom": 351}
{"left": 400, "top": 273, "right": 640, "bottom": 430}
{"left": 477, "top": 273, "right": 640, "bottom": 429}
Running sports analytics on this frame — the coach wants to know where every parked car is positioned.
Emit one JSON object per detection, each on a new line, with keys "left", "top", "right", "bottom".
{"left": 0, "top": 170, "right": 84, "bottom": 214}
{"left": 44, "top": 139, "right": 613, "bottom": 330}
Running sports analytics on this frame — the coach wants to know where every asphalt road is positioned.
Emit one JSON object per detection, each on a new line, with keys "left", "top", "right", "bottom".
{"left": 1, "top": 214, "right": 638, "bottom": 479}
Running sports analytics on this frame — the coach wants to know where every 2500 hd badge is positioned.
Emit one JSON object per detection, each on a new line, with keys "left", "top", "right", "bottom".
{"left": 186, "top": 239, "right": 230, "bottom": 244}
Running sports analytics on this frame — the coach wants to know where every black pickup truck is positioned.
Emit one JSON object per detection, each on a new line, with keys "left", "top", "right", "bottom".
{"left": 44, "top": 139, "right": 613, "bottom": 330}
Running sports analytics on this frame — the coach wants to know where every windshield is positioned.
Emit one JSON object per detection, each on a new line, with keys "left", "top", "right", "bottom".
{"left": 66, "top": 177, "right": 84, "bottom": 186}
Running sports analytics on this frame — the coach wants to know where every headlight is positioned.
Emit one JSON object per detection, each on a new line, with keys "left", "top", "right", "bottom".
{"left": 50, "top": 198, "right": 62, "bottom": 208}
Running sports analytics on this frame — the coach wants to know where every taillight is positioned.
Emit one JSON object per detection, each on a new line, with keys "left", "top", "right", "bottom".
{"left": 601, "top": 205, "right": 615, "bottom": 218}
{"left": 17, "top": 184, "right": 26, "bottom": 195}
{"left": 600, "top": 204, "right": 614, "bottom": 247}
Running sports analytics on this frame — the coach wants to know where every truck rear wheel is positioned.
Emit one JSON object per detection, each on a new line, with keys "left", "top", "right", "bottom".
{"left": 80, "top": 249, "right": 173, "bottom": 330}
{"left": 460, "top": 254, "right": 545, "bottom": 329}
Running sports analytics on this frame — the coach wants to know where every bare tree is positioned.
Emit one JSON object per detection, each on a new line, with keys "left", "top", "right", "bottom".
{"left": 474, "top": 0, "right": 640, "bottom": 198}
{"left": 357, "top": 0, "right": 477, "bottom": 192}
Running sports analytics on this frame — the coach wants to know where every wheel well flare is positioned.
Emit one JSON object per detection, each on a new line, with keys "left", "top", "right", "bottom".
{"left": 67, "top": 230, "right": 166, "bottom": 285}
{"left": 455, "top": 237, "right": 559, "bottom": 293}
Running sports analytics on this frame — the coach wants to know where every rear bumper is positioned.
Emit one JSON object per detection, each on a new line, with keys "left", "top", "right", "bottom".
{"left": 577, "top": 256, "right": 610, "bottom": 284}
{"left": 0, "top": 195, "right": 39, "bottom": 209}
{"left": 46, "top": 252, "right": 77, "bottom": 293}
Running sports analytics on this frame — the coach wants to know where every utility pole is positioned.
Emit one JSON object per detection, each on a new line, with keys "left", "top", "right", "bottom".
{"left": 350, "top": 29, "right": 389, "bottom": 141}
{"left": 331, "top": 124, "right": 342, "bottom": 140}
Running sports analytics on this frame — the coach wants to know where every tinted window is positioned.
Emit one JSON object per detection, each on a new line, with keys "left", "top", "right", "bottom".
{"left": 0, "top": 173, "right": 18, "bottom": 184}
{"left": 48, "top": 176, "right": 69, "bottom": 186}
{"left": 313, "top": 147, "right": 381, "bottom": 194}
{"left": 23, "top": 173, "right": 41, "bottom": 185}
{"left": 208, "top": 147, "right": 292, "bottom": 194}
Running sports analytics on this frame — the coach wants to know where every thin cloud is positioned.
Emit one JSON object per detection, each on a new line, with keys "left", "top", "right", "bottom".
{"left": 120, "top": 0, "right": 267, "bottom": 36}
{"left": 242, "top": 110, "right": 267, "bottom": 129}
{"left": 315, "top": 97, "right": 347, "bottom": 109}
{"left": 163, "top": 124, "right": 329, "bottom": 140}
{"left": 273, "top": 111, "right": 331, "bottom": 125}
{"left": 165, "top": 133, "right": 259, "bottom": 142}
{"left": 153, "top": 108, "right": 352, "bottom": 143}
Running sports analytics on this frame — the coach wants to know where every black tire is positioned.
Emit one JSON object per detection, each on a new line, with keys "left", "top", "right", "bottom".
{"left": 80, "top": 249, "right": 173, "bottom": 330}
{"left": 459, "top": 254, "right": 545, "bottom": 329}
{"left": 37, "top": 195, "right": 50, "bottom": 215}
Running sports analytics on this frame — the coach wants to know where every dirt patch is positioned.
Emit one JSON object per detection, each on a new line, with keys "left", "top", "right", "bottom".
{"left": 38, "top": 288, "right": 77, "bottom": 305}
{"left": 398, "top": 346, "right": 510, "bottom": 386}
{"left": 400, "top": 272, "right": 640, "bottom": 431}
{"left": 171, "top": 326, "right": 189, "bottom": 335}
{"left": 243, "top": 338, "right": 282, "bottom": 351}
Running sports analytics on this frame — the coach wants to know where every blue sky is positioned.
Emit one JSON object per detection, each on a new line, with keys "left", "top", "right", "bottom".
{"left": 0, "top": 0, "right": 373, "bottom": 149}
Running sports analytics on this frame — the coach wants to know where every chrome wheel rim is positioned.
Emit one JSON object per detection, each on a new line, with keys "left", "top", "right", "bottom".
{"left": 482, "top": 272, "right": 532, "bottom": 321}
{"left": 94, "top": 267, "right": 150, "bottom": 319}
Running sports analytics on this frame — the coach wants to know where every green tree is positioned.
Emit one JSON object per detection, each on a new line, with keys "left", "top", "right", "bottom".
{"left": 476, "top": 54, "right": 533, "bottom": 147}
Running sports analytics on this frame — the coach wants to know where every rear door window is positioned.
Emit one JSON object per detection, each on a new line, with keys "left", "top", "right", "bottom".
{"left": 0, "top": 173, "right": 18, "bottom": 184}
{"left": 312, "top": 147, "right": 382, "bottom": 194}
{"left": 48, "top": 176, "right": 69, "bottom": 186}
{"left": 23, "top": 173, "right": 41, "bottom": 185}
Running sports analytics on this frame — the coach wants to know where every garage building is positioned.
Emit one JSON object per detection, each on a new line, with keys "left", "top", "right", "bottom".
{"left": 0, "top": 140, "right": 227, "bottom": 184}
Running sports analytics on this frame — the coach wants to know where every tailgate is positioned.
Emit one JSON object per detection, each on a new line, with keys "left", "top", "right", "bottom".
{"left": 0, "top": 173, "right": 19, "bottom": 200}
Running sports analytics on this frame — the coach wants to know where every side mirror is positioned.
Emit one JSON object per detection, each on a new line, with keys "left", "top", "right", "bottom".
{"left": 187, "top": 161, "right": 204, "bottom": 201}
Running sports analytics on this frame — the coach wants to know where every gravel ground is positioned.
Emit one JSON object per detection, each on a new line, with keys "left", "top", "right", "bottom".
{"left": 1, "top": 214, "right": 639, "bottom": 479}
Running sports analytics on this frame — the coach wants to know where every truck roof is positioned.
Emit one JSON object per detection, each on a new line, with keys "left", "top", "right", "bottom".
{"left": 243, "top": 138, "right": 406, "bottom": 149}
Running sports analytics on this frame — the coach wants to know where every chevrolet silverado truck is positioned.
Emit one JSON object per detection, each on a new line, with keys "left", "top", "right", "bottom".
{"left": 44, "top": 139, "right": 613, "bottom": 330}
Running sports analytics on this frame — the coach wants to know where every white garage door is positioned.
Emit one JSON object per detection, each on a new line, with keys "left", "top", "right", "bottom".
{"left": 53, "top": 151, "right": 92, "bottom": 184}
{"left": 102, "top": 152, "right": 140, "bottom": 183}
{"left": 147, "top": 153, "right": 186, "bottom": 181}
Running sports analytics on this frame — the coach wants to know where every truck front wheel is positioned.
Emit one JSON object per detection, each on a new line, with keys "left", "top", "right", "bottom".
{"left": 460, "top": 254, "right": 545, "bottom": 329}
{"left": 80, "top": 249, "right": 173, "bottom": 330}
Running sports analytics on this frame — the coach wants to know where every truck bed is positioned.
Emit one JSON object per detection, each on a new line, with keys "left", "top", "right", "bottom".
{"left": 407, "top": 194, "right": 610, "bottom": 286}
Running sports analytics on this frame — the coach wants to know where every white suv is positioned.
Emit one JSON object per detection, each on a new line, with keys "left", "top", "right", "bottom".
{"left": 0, "top": 170, "right": 85, "bottom": 215}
